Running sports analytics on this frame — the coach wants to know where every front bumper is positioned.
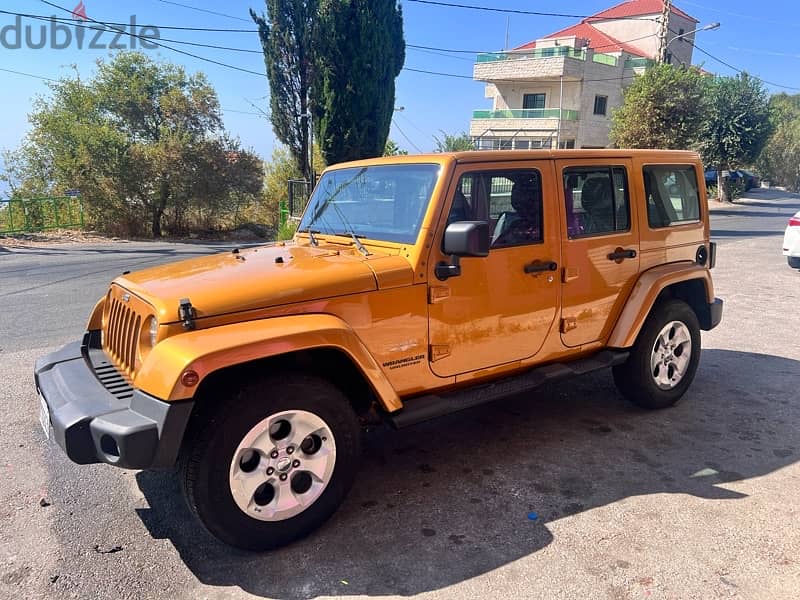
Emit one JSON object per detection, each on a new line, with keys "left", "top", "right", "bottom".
{"left": 34, "top": 333, "right": 193, "bottom": 470}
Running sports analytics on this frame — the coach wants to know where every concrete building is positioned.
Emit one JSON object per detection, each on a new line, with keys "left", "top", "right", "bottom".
{"left": 470, "top": 0, "right": 698, "bottom": 150}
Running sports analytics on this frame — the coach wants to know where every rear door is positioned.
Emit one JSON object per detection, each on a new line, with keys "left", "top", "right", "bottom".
{"left": 557, "top": 159, "right": 640, "bottom": 347}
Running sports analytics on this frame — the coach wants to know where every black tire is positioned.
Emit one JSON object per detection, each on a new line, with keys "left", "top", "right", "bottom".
{"left": 613, "top": 299, "right": 701, "bottom": 410}
{"left": 178, "top": 374, "right": 361, "bottom": 551}
{"left": 788, "top": 256, "right": 800, "bottom": 270}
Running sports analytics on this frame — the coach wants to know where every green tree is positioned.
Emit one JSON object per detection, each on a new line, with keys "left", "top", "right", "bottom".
{"left": 434, "top": 131, "right": 476, "bottom": 152}
{"left": 313, "top": 0, "right": 405, "bottom": 165}
{"left": 756, "top": 93, "right": 800, "bottom": 191}
{"left": 698, "top": 73, "right": 772, "bottom": 201}
{"left": 5, "top": 52, "right": 263, "bottom": 237}
{"left": 383, "top": 139, "right": 408, "bottom": 156}
{"left": 610, "top": 63, "right": 709, "bottom": 149}
{"left": 251, "top": 1, "right": 318, "bottom": 182}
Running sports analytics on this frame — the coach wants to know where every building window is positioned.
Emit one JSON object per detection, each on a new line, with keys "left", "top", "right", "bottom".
{"left": 678, "top": 28, "right": 685, "bottom": 42}
{"left": 559, "top": 139, "right": 576, "bottom": 149}
{"left": 523, "top": 93, "right": 546, "bottom": 110}
{"left": 498, "top": 139, "right": 513, "bottom": 150}
{"left": 666, "top": 52, "right": 672, "bottom": 64}
{"left": 514, "top": 139, "right": 530, "bottom": 150}
{"left": 593, "top": 95, "right": 608, "bottom": 116}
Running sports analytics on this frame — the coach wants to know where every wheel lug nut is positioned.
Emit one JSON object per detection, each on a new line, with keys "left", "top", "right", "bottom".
{"left": 270, "top": 450, "right": 279, "bottom": 459}
{"left": 286, "top": 446, "right": 294, "bottom": 455}
{"left": 266, "top": 467, "right": 275, "bottom": 476}
{"left": 279, "top": 473, "right": 288, "bottom": 482}
{"left": 292, "top": 460, "right": 300, "bottom": 468}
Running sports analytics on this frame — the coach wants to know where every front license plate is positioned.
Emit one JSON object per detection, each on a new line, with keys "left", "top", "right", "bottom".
{"left": 39, "top": 393, "right": 51, "bottom": 440}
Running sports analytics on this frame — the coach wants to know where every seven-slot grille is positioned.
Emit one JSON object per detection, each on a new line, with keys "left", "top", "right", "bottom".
{"left": 104, "top": 293, "right": 144, "bottom": 375}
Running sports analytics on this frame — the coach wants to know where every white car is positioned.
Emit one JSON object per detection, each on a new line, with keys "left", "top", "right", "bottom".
{"left": 784, "top": 210, "right": 800, "bottom": 269}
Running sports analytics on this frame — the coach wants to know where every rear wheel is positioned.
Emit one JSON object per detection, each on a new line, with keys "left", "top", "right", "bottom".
{"left": 179, "top": 374, "right": 361, "bottom": 551}
{"left": 613, "top": 299, "right": 701, "bottom": 409}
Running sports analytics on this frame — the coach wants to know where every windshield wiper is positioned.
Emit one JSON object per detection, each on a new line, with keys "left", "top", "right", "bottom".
{"left": 305, "top": 227, "right": 319, "bottom": 247}
{"left": 337, "top": 231, "right": 370, "bottom": 256}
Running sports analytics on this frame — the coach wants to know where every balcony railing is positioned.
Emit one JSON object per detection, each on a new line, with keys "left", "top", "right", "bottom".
{"left": 473, "top": 109, "right": 580, "bottom": 121}
{"left": 624, "top": 57, "right": 655, "bottom": 69}
{"left": 477, "top": 47, "right": 586, "bottom": 63}
{"left": 476, "top": 48, "right": 619, "bottom": 67}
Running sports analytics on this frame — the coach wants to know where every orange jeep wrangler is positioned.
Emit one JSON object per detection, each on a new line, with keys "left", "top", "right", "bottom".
{"left": 35, "top": 150, "right": 722, "bottom": 550}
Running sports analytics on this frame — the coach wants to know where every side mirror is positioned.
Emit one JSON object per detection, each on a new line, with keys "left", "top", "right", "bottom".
{"left": 436, "top": 221, "right": 490, "bottom": 281}
{"left": 443, "top": 221, "right": 490, "bottom": 257}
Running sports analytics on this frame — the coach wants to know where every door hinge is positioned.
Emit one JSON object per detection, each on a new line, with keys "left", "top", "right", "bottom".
{"left": 562, "top": 267, "right": 579, "bottom": 283}
{"left": 428, "top": 286, "right": 451, "bottom": 304}
{"left": 560, "top": 317, "right": 578, "bottom": 333}
{"left": 429, "top": 345, "right": 451, "bottom": 362}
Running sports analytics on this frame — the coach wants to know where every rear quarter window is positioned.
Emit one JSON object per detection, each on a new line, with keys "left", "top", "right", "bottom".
{"left": 643, "top": 165, "right": 701, "bottom": 228}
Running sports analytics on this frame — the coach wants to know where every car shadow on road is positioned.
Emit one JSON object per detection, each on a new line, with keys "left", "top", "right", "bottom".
{"left": 135, "top": 349, "right": 800, "bottom": 598}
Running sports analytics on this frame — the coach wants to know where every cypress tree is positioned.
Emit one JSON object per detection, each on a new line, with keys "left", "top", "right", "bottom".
{"left": 251, "top": 1, "right": 318, "bottom": 182}
{"left": 313, "top": 0, "right": 405, "bottom": 165}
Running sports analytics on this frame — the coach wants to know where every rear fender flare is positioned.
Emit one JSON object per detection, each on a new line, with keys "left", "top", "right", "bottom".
{"left": 608, "top": 263, "right": 714, "bottom": 348}
{"left": 134, "top": 314, "right": 402, "bottom": 411}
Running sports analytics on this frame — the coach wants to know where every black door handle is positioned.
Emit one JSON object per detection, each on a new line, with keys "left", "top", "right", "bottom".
{"left": 607, "top": 248, "right": 637, "bottom": 261}
{"left": 524, "top": 260, "right": 558, "bottom": 274}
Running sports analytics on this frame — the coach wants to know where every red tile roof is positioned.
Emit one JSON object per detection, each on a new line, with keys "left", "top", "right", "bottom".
{"left": 514, "top": 22, "right": 648, "bottom": 57}
{"left": 588, "top": 0, "right": 697, "bottom": 23}
{"left": 513, "top": 1, "right": 697, "bottom": 56}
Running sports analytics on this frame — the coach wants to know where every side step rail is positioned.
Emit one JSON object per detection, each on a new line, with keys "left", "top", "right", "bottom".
{"left": 389, "top": 350, "right": 629, "bottom": 429}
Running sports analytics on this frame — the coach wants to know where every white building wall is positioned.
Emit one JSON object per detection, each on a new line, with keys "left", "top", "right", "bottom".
{"left": 591, "top": 13, "right": 697, "bottom": 65}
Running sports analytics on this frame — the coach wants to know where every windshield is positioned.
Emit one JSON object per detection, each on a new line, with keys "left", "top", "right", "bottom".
{"left": 298, "top": 163, "right": 441, "bottom": 244}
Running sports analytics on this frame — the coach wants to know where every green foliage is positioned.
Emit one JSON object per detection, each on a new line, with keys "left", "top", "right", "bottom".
{"left": 698, "top": 73, "right": 772, "bottom": 200}
{"left": 242, "top": 144, "right": 325, "bottom": 230}
{"left": 610, "top": 64, "right": 709, "bottom": 149}
{"left": 276, "top": 219, "right": 298, "bottom": 241}
{"left": 756, "top": 93, "right": 800, "bottom": 191}
{"left": 383, "top": 139, "right": 408, "bottom": 156}
{"left": 251, "top": 1, "right": 317, "bottom": 182}
{"left": 4, "top": 52, "right": 263, "bottom": 237}
{"left": 313, "top": 0, "right": 405, "bottom": 165}
{"left": 433, "top": 131, "right": 476, "bottom": 152}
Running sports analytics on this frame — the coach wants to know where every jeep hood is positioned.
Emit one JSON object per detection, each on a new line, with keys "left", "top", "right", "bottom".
{"left": 115, "top": 243, "right": 413, "bottom": 323}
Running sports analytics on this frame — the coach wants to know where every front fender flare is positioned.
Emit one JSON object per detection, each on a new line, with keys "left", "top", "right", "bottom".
{"left": 134, "top": 314, "right": 402, "bottom": 411}
{"left": 608, "top": 262, "right": 714, "bottom": 349}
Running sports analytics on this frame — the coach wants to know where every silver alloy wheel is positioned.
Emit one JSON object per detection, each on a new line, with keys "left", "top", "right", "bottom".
{"left": 228, "top": 410, "right": 336, "bottom": 522}
{"left": 650, "top": 320, "right": 692, "bottom": 390}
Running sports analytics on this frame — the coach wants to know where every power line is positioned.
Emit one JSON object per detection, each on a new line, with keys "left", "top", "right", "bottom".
{"left": 690, "top": 42, "right": 800, "bottom": 91}
{"left": 0, "top": 9, "right": 262, "bottom": 54}
{"left": 0, "top": 67, "right": 58, "bottom": 81}
{"left": 37, "top": 0, "right": 266, "bottom": 77}
{"left": 392, "top": 119, "right": 423, "bottom": 153}
{"left": 406, "top": 0, "right": 657, "bottom": 21}
{"left": 152, "top": 0, "right": 252, "bottom": 23}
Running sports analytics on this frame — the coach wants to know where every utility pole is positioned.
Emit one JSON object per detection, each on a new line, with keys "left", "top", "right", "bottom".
{"left": 656, "top": 0, "right": 672, "bottom": 63}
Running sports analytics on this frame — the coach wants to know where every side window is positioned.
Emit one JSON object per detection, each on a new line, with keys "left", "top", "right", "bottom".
{"left": 643, "top": 165, "right": 700, "bottom": 228}
{"left": 563, "top": 167, "right": 630, "bottom": 237}
{"left": 490, "top": 170, "right": 542, "bottom": 248}
{"left": 446, "top": 170, "right": 543, "bottom": 248}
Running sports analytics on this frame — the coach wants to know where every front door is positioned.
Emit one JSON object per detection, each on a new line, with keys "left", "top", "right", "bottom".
{"left": 428, "top": 163, "right": 560, "bottom": 377}
{"left": 557, "top": 160, "right": 640, "bottom": 347}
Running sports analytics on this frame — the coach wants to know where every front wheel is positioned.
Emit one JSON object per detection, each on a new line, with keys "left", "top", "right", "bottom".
{"left": 613, "top": 299, "right": 701, "bottom": 409}
{"left": 178, "top": 375, "right": 361, "bottom": 551}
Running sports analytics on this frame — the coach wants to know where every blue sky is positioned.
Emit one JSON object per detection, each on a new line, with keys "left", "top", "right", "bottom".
{"left": 1, "top": 0, "right": 798, "bottom": 191}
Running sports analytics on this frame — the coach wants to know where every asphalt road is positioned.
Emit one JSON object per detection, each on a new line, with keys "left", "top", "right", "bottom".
{"left": 1, "top": 190, "right": 799, "bottom": 600}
